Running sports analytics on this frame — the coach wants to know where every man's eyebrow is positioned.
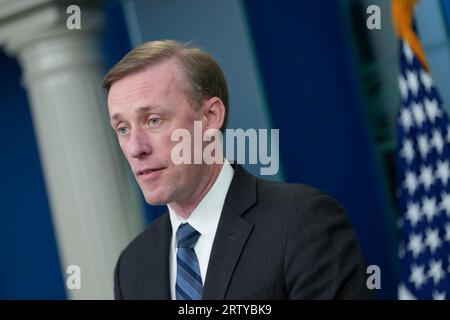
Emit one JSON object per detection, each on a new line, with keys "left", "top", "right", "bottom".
{"left": 110, "top": 105, "right": 163, "bottom": 123}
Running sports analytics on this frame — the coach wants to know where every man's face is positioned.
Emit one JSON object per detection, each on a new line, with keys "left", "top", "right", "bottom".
{"left": 107, "top": 59, "right": 206, "bottom": 205}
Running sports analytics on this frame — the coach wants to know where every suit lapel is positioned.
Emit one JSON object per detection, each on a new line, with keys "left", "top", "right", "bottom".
{"left": 138, "top": 214, "right": 172, "bottom": 299}
{"left": 202, "top": 165, "right": 257, "bottom": 299}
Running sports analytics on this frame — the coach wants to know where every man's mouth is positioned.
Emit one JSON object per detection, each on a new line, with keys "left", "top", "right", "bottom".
{"left": 136, "top": 167, "right": 166, "bottom": 179}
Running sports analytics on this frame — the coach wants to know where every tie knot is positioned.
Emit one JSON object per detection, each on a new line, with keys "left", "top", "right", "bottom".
{"left": 177, "top": 223, "right": 200, "bottom": 249}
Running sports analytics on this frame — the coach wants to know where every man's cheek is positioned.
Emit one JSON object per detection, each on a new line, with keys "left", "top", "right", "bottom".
{"left": 118, "top": 141, "right": 127, "bottom": 156}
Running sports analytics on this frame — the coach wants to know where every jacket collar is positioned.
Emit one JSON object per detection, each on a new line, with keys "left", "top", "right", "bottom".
{"left": 202, "top": 164, "right": 257, "bottom": 299}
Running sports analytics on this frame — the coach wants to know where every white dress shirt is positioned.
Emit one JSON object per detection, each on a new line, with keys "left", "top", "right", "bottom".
{"left": 168, "top": 159, "right": 234, "bottom": 300}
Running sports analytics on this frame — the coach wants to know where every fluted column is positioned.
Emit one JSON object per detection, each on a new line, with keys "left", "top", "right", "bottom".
{"left": 0, "top": 0, "right": 146, "bottom": 299}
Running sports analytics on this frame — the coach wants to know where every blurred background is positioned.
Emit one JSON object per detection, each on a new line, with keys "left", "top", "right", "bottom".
{"left": 1, "top": 0, "right": 449, "bottom": 299}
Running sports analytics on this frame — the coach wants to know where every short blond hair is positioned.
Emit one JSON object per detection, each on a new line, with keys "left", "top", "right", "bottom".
{"left": 102, "top": 40, "right": 229, "bottom": 131}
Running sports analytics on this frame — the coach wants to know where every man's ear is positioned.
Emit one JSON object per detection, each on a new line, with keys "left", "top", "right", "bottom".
{"left": 202, "top": 97, "right": 225, "bottom": 132}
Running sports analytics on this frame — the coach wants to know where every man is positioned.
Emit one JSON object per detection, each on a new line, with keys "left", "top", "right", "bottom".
{"left": 103, "top": 40, "right": 373, "bottom": 300}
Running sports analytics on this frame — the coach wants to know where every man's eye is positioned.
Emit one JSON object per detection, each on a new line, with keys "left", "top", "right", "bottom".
{"left": 148, "top": 118, "right": 161, "bottom": 126}
{"left": 117, "top": 127, "right": 128, "bottom": 135}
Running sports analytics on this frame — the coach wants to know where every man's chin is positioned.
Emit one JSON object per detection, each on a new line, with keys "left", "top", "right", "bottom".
{"left": 143, "top": 192, "right": 169, "bottom": 206}
{"left": 145, "top": 199, "right": 168, "bottom": 206}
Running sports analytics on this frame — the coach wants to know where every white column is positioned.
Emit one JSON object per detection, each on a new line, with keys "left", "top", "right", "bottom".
{"left": 0, "top": 0, "right": 146, "bottom": 299}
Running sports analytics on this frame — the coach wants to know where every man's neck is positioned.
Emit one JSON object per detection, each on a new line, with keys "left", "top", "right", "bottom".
{"left": 169, "top": 162, "right": 224, "bottom": 220}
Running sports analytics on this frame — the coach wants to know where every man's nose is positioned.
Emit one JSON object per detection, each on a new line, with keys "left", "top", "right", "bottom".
{"left": 127, "top": 127, "right": 153, "bottom": 159}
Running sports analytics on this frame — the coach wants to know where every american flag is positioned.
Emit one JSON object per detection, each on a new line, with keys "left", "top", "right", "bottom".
{"left": 397, "top": 39, "right": 450, "bottom": 299}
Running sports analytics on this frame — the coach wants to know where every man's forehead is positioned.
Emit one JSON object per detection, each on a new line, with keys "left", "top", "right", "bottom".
{"left": 108, "top": 59, "right": 185, "bottom": 107}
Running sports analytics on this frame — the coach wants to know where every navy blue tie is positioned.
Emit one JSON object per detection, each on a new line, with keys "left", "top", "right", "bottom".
{"left": 176, "top": 223, "right": 203, "bottom": 300}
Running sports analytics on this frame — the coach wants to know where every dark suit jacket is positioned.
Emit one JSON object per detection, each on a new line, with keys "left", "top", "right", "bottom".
{"left": 114, "top": 164, "right": 374, "bottom": 299}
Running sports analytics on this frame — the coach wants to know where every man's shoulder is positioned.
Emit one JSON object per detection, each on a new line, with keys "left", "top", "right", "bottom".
{"left": 255, "top": 175, "right": 338, "bottom": 207}
{"left": 119, "top": 212, "right": 170, "bottom": 261}
{"left": 256, "top": 176, "right": 320, "bottom": 198}
{"left": 249, "top": 174, "right": 347, "bottom": 224}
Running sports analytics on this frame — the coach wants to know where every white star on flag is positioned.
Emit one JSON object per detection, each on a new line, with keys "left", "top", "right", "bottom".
{"left": 436, "top": 160, "right": 450, "bottom": 186}
{"left": 406, "top": 201, "right": 421, "bottom": 227}
{"left": 412, "top": 102, "right": 426, "bottom": 127}
{"left": 417, "top": 134, "right": 430, "bottom": 159}
{"left": 425, "top": 228, "right": 442, "bottom": 254}
{"left": 399, "top": 76, "right": 409, "bottom": 100}
{"left": 404, "top": 171, "right": 419, "bottom": 196}
{"left": 440, "top": 192, "right": 450, "bottom": 216}
{"left": 422, "top": 196, "right": 437, "bottom": 222}
{"left": 407, "top": 233, "right": 424, "bottom": 258}
{"left": 428, "top": 259, "right": 445, "bottom": 285}
{"left": 420, "top": 70, "right": 434, "bottom": 92}
{"left": 400, "top": 107, "right": 414, "bottom": 132}
{"left": 424, "top": 98, "right": 441, "bottom": 123}
{"left": 404, "top": 42, "right": 414, "bottom": 64}
{"left": 419, "top": 165, "right": 434, "bottom": 191}
{"left": 409, "top": 264, "right": 426, "bottom": 289}
{"left": 431, "top": 130, "right": 444, "bottom": 154}
{"left": 444, "top": 223, "right": 450, "bottom": 243}
{"left": 401, "top": 139, "right": 415, "bottom": 163}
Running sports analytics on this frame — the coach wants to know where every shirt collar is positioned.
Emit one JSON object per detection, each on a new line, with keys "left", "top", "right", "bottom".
{"left": 168, "top": 159, "right": 234, "bottom": 241}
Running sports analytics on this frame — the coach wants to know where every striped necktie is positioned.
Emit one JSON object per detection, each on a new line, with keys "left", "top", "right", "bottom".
{"left": 175, "top": 223, "right": 203, "bottom": 300}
